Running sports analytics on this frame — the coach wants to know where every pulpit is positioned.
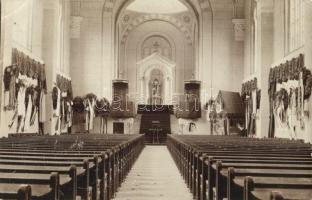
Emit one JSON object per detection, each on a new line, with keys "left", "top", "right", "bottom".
{"left": 176, "top": 80, "right": 201, "bottom": 119}
{"left": 110, "top": 80, "right": 136, "bottom": 118}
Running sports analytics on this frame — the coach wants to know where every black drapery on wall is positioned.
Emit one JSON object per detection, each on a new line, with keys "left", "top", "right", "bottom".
{"left": 267, "top": 54, "right": 312, "bottom": 138}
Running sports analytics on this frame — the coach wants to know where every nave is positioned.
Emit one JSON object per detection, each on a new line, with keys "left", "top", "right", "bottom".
{"left": 0, "top": 133, "right": 311, "bottom": 200}
{"left": 1, "top": 0, "right": 312, "bottom": 199}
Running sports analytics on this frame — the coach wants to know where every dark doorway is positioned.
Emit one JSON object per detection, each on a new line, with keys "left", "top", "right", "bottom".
{"left": 113, "top": 122, "right": 124, "bottom": 134}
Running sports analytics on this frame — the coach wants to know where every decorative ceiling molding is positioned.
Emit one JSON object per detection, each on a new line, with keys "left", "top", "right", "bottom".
{"left": 87, "top": 0, "right": 246, "bottom": 15}
{"left": 126, "top": 0, "right": 188, "bottom": 14}
{"left": 103, "top": 0, "right": 204, "bottom": 17}
{"left": 120, "top": 14, "right": 193, "bottom": 45}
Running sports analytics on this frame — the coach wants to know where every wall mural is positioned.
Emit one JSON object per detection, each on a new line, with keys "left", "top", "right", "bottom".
{"left": 141, "top": 36, "right": 173, "bottom": 60}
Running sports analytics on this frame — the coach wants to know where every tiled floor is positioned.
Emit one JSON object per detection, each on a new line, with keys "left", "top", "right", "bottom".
{"left": 113, "top": 146, "right": 193, "bottom": 200}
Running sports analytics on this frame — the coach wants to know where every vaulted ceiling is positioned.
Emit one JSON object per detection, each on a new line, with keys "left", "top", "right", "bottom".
{"left": 70, "top": 0, "right": 245, "bottom": 18}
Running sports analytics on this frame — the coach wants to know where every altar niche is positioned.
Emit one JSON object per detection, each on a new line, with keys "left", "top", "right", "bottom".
{"left": 137, "top": 52, "right": 175, "bottom": 105}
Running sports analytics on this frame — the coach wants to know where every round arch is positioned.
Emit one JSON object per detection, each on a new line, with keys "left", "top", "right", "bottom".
{"left": 113, "top": 0, "right": 201, "bottom": 25}
{"left": 120, "top": 14, "right": 193, "bottom": 45}
{"left": 100, "top": 0, "right": 214, "bottom": 81}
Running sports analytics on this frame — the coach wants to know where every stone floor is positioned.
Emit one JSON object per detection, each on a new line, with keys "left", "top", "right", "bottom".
{"left": 113, "top": 145, "right": 193, "bottom": 200}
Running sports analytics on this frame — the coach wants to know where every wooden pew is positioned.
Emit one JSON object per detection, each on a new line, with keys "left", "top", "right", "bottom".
{"left": 227, "top": 167, "right": 312, "bottom": 200}
{"left": 167, "top": 135, "right": 312, "bottom": 200}
{"left": 0, "top": 134, "right": 145, "bottom": 200}
{"left": 244, "top": 176, "right": 312, "bottom": 200}
{"left": 0, "top": 165, "right": 77, "bottom": 200}
{"left": 207, "top": 157, "right": 312, "bottom": 200}
{"left": 0, "top": 158, "right": 91, "bottom": 200}
{"left": 0, "top": 172, "right": 61, "bottom": 200}
{"left": 196, "top": 149, "right": 312, "bottom": 200}
{"left": 0, "top": 153, "right": 101, "bottom": 200}
{"left": 0, "top": 184, "right": 32, "bottom": 200}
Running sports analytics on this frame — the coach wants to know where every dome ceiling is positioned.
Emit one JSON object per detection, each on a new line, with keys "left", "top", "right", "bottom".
{"left": 126, "top": 0, "right": 188, "bottom": 14}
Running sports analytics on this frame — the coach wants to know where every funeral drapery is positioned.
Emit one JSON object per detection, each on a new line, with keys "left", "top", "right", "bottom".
{"left": 268, "top": 54, "right": 312, "bottom": 138}
{"left": 241, "top": 78, "right": 260, "bottom": 136}
{"left": 52, "top": 74, "right": 74, "bottom": 134}
{"left": 3, "top": 48, "right": 47, "bottom": 134}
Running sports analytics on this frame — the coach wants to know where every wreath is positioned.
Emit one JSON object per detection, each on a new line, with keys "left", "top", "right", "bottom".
{"left": 95, "top": 98, "right": 110, "bottom": 116}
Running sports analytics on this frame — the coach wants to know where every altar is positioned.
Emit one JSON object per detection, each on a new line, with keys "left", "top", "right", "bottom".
{"left": 138, "top": 104, "right": 173, "bottom": 144}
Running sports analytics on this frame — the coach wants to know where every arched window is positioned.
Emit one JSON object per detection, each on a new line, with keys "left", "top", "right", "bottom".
{"left": 285, "top": 0, "right": 304, "bottom": 53}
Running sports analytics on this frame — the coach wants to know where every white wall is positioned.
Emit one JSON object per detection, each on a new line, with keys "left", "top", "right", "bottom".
{"left": 243, "top": 0, "right": 312, "bottom": 142}
{"left": 202, "top": 9, "right": 244, "bottom": 101}
{"left": 0, "top": 0, "right": 71, "bottom": 136}
{"left": 0, "top": 0, "right": 43, "bottom": 136}
{"left": 270, "top": 0, "right": 312, "bottom": 143}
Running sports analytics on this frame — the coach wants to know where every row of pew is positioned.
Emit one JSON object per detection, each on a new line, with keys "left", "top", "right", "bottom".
{"left": 0, "top": 134, "right": 145, "bottom": 200}
{"left": 167, "top": 135, "right": 312, "bottom": 200}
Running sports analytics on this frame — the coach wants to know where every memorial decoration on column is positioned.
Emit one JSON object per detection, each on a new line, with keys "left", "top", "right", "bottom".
{"left": 84, "top": 93, "right": 97, "bottom": 133}
{"left": 52, "top": 83, "right": 61, "bottom": 135}
{"left": 4, "top": 48, "right": 47, "bottom": 135}
{"left": 72, "top": 96, "right": 85, "bottom": 130}
{"left": 241, "top": 78, "right": 259, "bottom": 137}
{"left": 53, "top": 74, "right": 74, "bottom": 135}
{"left": 267, "top": 54, "right": 312, "bottom": 139}
{"left": 95, "top": 98, "right": 110, "bottom": 134}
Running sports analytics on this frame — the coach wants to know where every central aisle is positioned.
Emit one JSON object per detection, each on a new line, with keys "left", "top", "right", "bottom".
{"left": 113, "top": 146, "right": 193, "bottom": 200}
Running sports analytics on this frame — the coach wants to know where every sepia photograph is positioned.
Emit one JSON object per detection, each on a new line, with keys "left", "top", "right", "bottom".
{"left": 0, "top": 0, "right": 312, "bottom": 199}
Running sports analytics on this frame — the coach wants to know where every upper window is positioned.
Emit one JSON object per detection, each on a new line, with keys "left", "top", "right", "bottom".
{"left": 12, "top": 0, "right": 33, "bottom": 49}
{"left": 127, "top": 0, "right": 188, "bottom": 14}
{"left": 286, "top": 0, "right": 304, "bottom": 53}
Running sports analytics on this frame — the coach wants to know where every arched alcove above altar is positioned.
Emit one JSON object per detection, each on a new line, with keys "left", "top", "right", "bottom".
{"left": 137, "top": 53, "right": 175, "bottom": 105}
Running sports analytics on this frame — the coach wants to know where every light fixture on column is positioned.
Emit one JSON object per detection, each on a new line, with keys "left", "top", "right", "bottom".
{"left": 232, "top": 19, "right": 246, "bottom": 42}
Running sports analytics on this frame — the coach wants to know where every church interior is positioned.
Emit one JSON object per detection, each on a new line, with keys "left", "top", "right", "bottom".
{"left": 0, "top": 0, "right": 312, "bottom": 199}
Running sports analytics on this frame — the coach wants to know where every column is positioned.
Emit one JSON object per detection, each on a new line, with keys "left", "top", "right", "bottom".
{"left": 164, "top": 76, "right": 169, "bottom": 104}
{"left": 259, "top": 5, "right": 273, "bottom": 138}
{"left": 140, "top": 76, "right": 145, "bottom": 104}
{"left": 146, "top": 77, "right": 150, "bottom": 104}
